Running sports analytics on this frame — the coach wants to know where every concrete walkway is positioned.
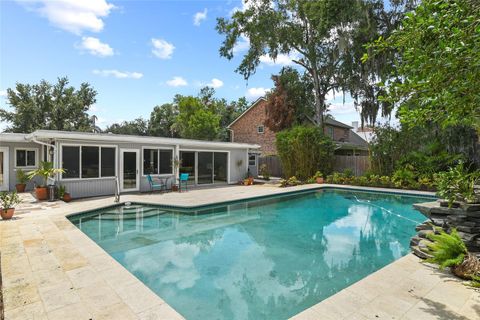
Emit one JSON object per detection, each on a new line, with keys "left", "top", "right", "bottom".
{"left": 1, "top": 184, "right": 478, "bottom": 319}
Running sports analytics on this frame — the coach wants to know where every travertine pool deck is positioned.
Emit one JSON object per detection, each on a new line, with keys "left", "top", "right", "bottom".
{"left": 1, "top": 184, "right": 478, "bottom": 319}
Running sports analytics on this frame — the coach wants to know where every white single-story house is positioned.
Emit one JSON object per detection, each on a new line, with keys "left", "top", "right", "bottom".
{"left": 0, "top": 130, "right": 260, "bottom": 198}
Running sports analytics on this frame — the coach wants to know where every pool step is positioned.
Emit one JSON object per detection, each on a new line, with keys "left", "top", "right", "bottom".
{"left": 94, "top": 207, "right": 166, "bottom": 220}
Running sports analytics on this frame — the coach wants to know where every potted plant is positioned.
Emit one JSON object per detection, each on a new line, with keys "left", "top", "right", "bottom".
{"left": 57, "top": 185, "right": 72, "bottom": 202}
{"left": 15, "top": 169, "right": 29, "bottom": 192}
{"left": 313, "top": 171, "right": 324, "bottom": 184}
{"left": 0, "top": 191, "right": 21, "bottom": 220}
{"left": 27, "top": 161, "right": 65, "bottom": 201}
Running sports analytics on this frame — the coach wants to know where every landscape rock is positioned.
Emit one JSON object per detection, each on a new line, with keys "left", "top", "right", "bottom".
{"left": 412, "top": 200, "right": 480, "bottom": 256}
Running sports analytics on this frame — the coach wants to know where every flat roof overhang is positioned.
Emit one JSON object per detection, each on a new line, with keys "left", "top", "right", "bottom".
{"left": 19, "top": 130, "right": 260, "bottom": 150}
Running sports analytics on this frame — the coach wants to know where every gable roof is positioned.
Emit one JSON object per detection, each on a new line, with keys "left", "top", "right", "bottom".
{"left": 227, "top": 96, "right": 354, "bottom": 131}
{"left": 227, "top": 97, "right": 267, "bottom": 128}
{"left": 324, "top": 118, "right": 353, "bottom": 129}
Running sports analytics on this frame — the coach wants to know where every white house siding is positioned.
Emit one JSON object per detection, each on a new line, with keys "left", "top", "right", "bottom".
{"left": 1, "top": 141, "right": 44, "bottom": 191}
{"left": 53, "top": 139, "right": 251, "bottom": 198}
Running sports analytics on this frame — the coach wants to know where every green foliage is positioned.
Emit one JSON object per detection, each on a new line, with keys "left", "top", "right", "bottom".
{"left": 0, "top": 191, "right": 21, "bottom": 210}
{"left": 426, "top": 229, "right": 467, "bottom": 270}
{"left": 366, "top": 0, "right": 480, "bottom": 130}
{"left": 27, "top": 162, "right": 65, "bottom": 187}
{"left": 105, "top": 118, "right": 149, "bottom": 136}
{"left": 57, "top": 185, "right": 66, "bottom": 199}
{"left": 148, "top": 103, "right": 179, "bottom": 137}
{"left": 0, "top": 77, "right": 97, "bottom": 133}
{"left": 313, "top": 171, "right": 323, "bottom": 179}
{"left": 264, "top": 67, "right": 314, "bottom": 131}
{"left": 276, "top": 125, "right": 335, "bottom": 180}
{"left": 280, "top": 176, "right": 301, "bottom": 188}
{"left": 435, "top": 163, "right": 480, "bottom": 206}
{"left": 216, "top": 0, "right": 402, "bottom": 126}
{"left": 392, "top": 165, "right": 418, "bottom": 189}
{"left": 16, "top": 169, "right": 29, "bottom": 184}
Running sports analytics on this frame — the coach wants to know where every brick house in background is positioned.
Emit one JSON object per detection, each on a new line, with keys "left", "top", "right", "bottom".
{"left": 227, "top": 97, "right": 368, "bottom": 176}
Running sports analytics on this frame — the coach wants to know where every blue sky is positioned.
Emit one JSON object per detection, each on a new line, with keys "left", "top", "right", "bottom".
{"left": 0, "top": 0, "right": 362, "bottom": 130}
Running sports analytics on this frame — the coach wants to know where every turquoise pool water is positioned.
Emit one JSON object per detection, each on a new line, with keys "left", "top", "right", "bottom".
{"left": 69, "top": 189, "right": 430, "bottom": 320}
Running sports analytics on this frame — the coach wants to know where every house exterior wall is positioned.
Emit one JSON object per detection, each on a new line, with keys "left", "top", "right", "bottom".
{"left": 2, "top": 141, "right": 44, "bottom": 191}
{"left": 230, "top": 100, "right": 277, "bottom": 155}
{"left": 53, "top": 139, "right": 250, "bottom": 198}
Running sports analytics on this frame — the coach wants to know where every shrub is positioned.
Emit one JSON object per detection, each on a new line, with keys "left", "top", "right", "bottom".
{"left": 259, "top": 164, "right": 270, "bottom": 180}
{"left": 280, "top": 176, "right": 301, "bottom": 187}
{"left": 276, "top": 125, "right": 335, "bottom": 180}
{"left": 392, "top": 165, "right": 417, "bottom": 189}
{"left": 435, "top": 163, "right": 480, "bottom": 206}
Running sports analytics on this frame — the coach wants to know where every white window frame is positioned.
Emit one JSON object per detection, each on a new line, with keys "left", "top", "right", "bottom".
{"left": 248, "top": 153, "right": 257, "bottom": 166}
{"left": 14, "top": 147, "right": 39, "bottom": 169}
{"left": 141, "top": 146, "right": 175, "bottom": 177}
{"left": 179, "top": 149, "right": 231, "bottom": 185}
{"left": 257, "top": 125, "right": 265, "bottom": 134}
{"left": 59, "top": 143, "right": 118, "bottom": 181}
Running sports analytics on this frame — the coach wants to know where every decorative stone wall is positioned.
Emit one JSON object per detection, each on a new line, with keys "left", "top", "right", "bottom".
{"left": 411, "top": 200, "right": 480, "bottom": 259}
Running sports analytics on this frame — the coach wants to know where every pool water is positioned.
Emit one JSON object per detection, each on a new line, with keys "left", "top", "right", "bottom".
{"left": 69, "top": 189, "right": 429, "bottom": 320}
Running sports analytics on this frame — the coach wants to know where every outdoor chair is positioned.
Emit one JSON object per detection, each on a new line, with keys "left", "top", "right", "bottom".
{"left": 179, "top": 173, "right": 189, "bottom": 192}
{"left": 147, "top": 175, "right": 165, "bottom": 193}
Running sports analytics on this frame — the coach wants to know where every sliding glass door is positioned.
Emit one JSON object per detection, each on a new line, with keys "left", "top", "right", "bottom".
{"left": 179, "top": 151, "right": 228, "bottom": 185}
{"left": 214, "top": 152, "right": 227, "bottom": 184}
{"left": 198, "top": 152, "right": 213, "bottom": 184}
{"left": 179, "top": 151, "right": 195, "bottom": 183}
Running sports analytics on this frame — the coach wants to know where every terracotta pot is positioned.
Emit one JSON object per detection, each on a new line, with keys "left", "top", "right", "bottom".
{"left": 15, "top": 183, "right": 26, "bottom": 193}
{"left": 316, "top": 177, "right": 324, "bottom": 184}
{"left": 244, "top": 180, "right": 250, "bottom": 186}
{"left": 63, "top": 193, "right": 72, "bottom": 203}
{"left": 35, "top": 186, "right": 48, "bottom": 201}
{"left": 0, "top": 208, "right": 15, "bottom": 220}
{"left": 172, "top": 185, "right": 179, "bottom": 192}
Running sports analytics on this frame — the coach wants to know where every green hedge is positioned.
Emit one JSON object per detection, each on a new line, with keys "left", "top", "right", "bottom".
{"left": 276, "top": 125, "right": 335, "bottom": 180}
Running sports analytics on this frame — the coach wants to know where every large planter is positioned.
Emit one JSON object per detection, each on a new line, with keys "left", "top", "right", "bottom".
{"left": 0, "top": 208, "right": 15, "bottom": 220}
{"left": 15, "top": 184, "right": 26, "bottom": 193}
{"left": 62, "top": 193, "right": 72, "bottom": 203}
{"left": 316, "top": 177, "right": 324, "bottom": 184}
{"left": 35, "top": 187, "right": 48, "bottom": 201}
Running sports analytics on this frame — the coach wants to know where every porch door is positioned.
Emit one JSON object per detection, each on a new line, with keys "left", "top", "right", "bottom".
{"left": 0, "top": 147, "right": 9, "bottom": 191}
{"left": 120, "top": 149, "right": 139, "bottom": 192}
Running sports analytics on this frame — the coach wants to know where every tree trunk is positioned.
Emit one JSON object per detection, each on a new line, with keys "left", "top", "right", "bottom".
{"left": 311, "top": 67, "right": 324, "bottom": 129}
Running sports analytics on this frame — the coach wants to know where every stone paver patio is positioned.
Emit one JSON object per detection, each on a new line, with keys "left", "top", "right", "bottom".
{"left": 1, "top": 184, "right": 478, "bottom": 319}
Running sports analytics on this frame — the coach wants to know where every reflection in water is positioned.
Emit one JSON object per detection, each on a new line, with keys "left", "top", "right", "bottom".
{"left": 70, "top": 190, "right": 428, "bottom": 320}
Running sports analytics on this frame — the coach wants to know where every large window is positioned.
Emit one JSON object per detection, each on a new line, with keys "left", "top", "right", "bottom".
{"left": 15, "top": 148, "right": 37, "bottom": 168}
{"left": 61, "top": 145, "right": 116, "bottom": 179}
{"left": 143, "top": 148, "right": 173, "bottom": 175}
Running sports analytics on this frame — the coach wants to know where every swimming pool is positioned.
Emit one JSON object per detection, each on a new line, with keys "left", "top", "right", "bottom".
{"left": 68, "top": 189, "right": 430, "bottom": 320}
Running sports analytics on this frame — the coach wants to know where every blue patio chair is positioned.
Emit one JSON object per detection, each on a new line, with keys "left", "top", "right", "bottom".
{"left": 179, "top": 173, "right": 189, "bottom": 192}
{"left": 147, "top": 175, "right": 165, "bottom": 193}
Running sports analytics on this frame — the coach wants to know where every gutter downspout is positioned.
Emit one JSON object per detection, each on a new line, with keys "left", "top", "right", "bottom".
{"left": 30, "top": 137, "right": 58, "bottom": 184}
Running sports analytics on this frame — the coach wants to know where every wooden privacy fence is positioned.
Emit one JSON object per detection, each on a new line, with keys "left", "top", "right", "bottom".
{"left": 258, "top": 155, "right": 284, "bottom": 178}
{"left": 259, "top": 154, "right": 370, "bottom": 178}
{"left": 333, "top": 155, "right": 370, "bottom": 176}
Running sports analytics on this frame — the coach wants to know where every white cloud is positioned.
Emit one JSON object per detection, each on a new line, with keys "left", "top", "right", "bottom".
{"left": 232, "top": 35, "right": 250, "bottom": 54}
{"left": 92, "top": 69, "right": 143, "bottom": 79}
{"left": 207, "top": 78, "right": 224, "bottom": 89}
{"left": 77, "top": 37, "right": 114, "bottom": 57}
{"left": 166, "top": 76, "right": 188, "bottom": 87}
{"left": 19, "top": 0, "right": 115, "bottom": 35}
{"left": 259, "top": 52, "right": 300, "bottom": 66}
{"left": 0, "top": 90, "right": 7, "bottom": 97}
{"left": 246, "top": 87, "right": 269, "bottom": 99}
{"left": 151, "top": 38, "right": 175, "bottom": 59}
{"left": 328, "top": 101, "right": 356, "bottom": 114}
{"left": 193, "top": 8, "right": 207, "bottom": 26}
